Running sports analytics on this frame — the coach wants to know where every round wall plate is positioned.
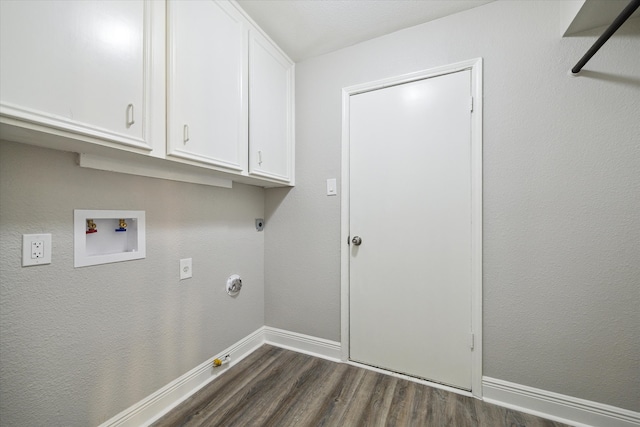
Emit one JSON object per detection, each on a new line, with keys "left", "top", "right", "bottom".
{"left": 226, "top": 274, "right": 242, "bottom": 296}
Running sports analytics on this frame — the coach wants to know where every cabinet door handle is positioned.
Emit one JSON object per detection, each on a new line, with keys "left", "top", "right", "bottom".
{"left": 258, "top": 150, "right": 263, "bottom": 166}
{"left": 183, "top": 124, "right": 190, "bottom": 143}
{"left": 126, "top": 104, "right": 135, "bottom": 127}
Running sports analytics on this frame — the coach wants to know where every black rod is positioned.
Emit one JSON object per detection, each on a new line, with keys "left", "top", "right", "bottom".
{"left": 571, "top": 0, "right": 640, "bottom": 74}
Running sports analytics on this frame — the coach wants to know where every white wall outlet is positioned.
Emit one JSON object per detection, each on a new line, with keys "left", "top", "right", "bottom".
{"left": 22, "top": 234, "right": 52, "bottom": 266}
{"left": 32, "top": 241, "right": 44, "bottom": 258}
{"left": 180, "top": 258, "right": 192, "bottom": 280}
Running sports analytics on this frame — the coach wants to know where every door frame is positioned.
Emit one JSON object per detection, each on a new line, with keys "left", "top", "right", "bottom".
{"left": 340, "top": 58, "right": 483, "bottom": 398}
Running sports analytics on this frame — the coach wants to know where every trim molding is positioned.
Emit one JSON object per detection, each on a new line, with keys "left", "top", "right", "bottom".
{"left": 483, "top": 377, "right": 640, "bottom": 427}
{"left": 98, "top": 328, "right": 264, "bottom": 427}
{"left": 98, "top": 327, "right": 340, "bottom": 426}
{"left": 263, "top": 326, "right": 342, "bottom": 362}
{"left": 78, "top": 153, "right": 232, "bottom": 189}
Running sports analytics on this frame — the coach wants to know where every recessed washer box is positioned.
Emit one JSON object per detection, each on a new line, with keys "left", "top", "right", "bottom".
{"left": 74, "top": 209, "right": 146, "bottom": 267}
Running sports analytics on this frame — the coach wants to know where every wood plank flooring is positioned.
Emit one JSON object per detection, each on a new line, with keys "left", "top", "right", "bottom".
{"left": 153, "top": 345, "right": 570, "bottom": 427}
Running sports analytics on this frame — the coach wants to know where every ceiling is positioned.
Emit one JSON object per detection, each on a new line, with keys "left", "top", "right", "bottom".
{"left": 236, "top": 0, "right": 494, "bottom": 62}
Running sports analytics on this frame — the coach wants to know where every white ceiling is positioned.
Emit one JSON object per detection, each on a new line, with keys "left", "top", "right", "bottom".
{"left": 236, "top": 0, "right": 494, "bottom": 62}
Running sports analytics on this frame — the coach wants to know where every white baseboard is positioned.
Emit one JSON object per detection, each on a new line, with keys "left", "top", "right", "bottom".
{"left": 483, "top": 377, "right": 640, "bottom": 427}
{"left": 263, "top": 326, "right": 342, "bottom": 362}
{"left": 98, "top": 327, "right": 340, "bottom": 426}
{"left": 98, "top": 328, "right": 265, "bottom": 427}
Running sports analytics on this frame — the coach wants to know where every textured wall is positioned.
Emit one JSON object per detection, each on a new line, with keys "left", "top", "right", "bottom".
{"left": 0, "top": 142, "right": 265, "bottom": 425}
{"left": 264, "top": 1, "right": 640, "bottom": 412}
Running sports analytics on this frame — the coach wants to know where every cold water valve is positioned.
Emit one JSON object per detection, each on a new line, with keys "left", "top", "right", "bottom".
{"left": 115, "top": 219, "right": 127, "bottom": 232}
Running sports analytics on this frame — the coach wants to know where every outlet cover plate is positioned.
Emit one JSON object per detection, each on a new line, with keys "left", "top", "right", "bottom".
{"left": 180, "top": 258, "right": 192, "bottom": 280}
{"left": 22, "top": 233, "right": 52, "bottom": 266}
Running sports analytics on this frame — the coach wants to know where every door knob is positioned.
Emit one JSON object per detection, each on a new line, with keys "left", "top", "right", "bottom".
{"left": 351, "top": 236, "right": 362, "bottom": 246}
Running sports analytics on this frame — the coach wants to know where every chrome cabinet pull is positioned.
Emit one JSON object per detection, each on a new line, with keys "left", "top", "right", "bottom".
{"left": 351, "top": 236, "right": 362, "bottom": 246}
{"left": 183, "top": 124, "right": 190, "bottom": 143}
{"left": 126, "top": 104, "right": 135, "bottom": 127}
{"left": 258, "top": 150, "right": 263, "bottom": 166}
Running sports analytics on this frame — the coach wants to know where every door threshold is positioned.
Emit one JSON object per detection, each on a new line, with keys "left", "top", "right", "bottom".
{"left": 346, "top": 359, "right": 474, "bottom": 398}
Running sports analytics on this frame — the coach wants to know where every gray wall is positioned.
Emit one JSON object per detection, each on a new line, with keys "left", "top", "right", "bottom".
{"left": 1, "top": 1, "right": 638, "bottom": 424}
{"left": 0, "top": 141, "right": 265, "bottom": 425}
{"left": 265, "top": 0, "right": 640, "bottom": 412}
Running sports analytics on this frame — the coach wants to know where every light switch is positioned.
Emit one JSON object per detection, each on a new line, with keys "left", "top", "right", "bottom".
{"left": 326, "top": 178, "right": 337, "bottom": 196}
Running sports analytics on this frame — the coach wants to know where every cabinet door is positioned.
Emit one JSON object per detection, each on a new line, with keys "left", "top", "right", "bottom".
{"left": 0, "top": 0, "right": 152, "bottom": 151}
{"left": 167, "top": 0, "right": 247, "bottom": 172}
{"left": 248, "top": 31, "right": 294, "bottom": 184}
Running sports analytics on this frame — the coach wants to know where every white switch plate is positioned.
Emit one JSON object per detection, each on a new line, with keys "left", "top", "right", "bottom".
{"left": 180, "top": 258, "right": 192, "bottom": 280}
{"left": 22, "top": 233, "right": 52, "bottom": 266}
{"left": 326, "top": 178, "right": 337, "bottom": 196}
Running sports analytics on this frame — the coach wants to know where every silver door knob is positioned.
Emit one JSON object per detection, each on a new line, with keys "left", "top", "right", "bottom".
{"left": 352, "top": 236, "right": 362, "bottom": 246}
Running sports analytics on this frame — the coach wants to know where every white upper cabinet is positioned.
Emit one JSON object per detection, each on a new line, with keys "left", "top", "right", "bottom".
{"left": 166, "top": 0, "right": 248, "bottom": 172}
{"left": 248, "top": 30, "right": 295, "bottom": 184}
{"left": 0, "top": 0, "right": 294, "bottom": 187}
{"left": 0, "top": 0, "right": 156, "bottom": 151}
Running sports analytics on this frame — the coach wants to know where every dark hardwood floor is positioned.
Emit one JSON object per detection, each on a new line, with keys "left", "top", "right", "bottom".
{"left": 153, "top": 345, "right": 570, "bottom": 427}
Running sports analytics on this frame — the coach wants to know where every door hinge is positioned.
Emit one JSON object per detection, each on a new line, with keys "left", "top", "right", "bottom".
{"left": 469, "top": 97, "right": 474, "bottom": 112}
{"left": 470, "top": 333, "right": 475, "bottom": 350}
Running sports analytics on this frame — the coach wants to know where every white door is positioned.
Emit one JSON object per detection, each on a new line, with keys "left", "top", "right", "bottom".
{"left": 349, "top": 70, "right": 473, "bottom": 390}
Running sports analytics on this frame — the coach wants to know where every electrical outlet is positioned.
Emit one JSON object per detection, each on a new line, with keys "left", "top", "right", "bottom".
{"left": 32, "top": 241, "right": 44, "bottom": 258}
{"left": 180, "top": 258, "right": 192, "bottom": 280}
{"left": 22, "top": 234, "right": 52, "bottom": 266}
